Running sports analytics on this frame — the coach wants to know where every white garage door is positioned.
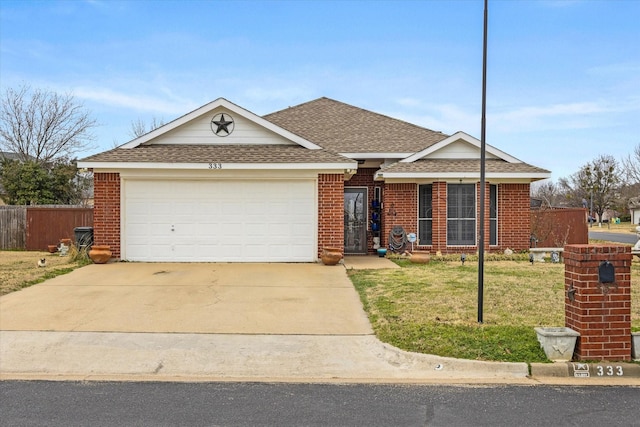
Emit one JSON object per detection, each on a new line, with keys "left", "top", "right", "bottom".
{"left": 124, "top": 179, "right": 316, "bottom": 262}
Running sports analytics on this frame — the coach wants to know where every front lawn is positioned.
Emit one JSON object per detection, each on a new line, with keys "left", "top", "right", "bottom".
{"left": 0, "top": 250, "right": 89, "bottom": 296}
{"left": 348, "top": 257, "right": 640, "bottom": 363}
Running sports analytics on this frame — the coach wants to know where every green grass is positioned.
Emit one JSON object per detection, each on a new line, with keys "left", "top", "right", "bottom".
{"left": 20, "top": 267, "right": 78, "bottom": 289}
{"left": 349, "top": 258, "right": 640, "bottom": 363}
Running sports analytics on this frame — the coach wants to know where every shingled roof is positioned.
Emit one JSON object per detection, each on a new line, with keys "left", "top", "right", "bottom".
{"left": 79, "top": 97, "right": 550, "bottom": 181}
{"left": 380, "top": 159, "right": 550, "bottom": 175}
{"left": 79, "top": 144, "right": 354, "bottom": 164}
{"left": 264, "top": 97, "right": 448, "bottom": 154}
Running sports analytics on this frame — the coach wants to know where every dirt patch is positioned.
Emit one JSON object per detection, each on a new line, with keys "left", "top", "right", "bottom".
{"left": 0, "top": 251, "right": 81, "bottom": 296}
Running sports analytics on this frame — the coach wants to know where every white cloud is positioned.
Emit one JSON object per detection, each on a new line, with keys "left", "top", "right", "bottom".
{"left": 488, "top": 100, "right": 640, "bottom": 133}
{"left": 387, "top": 100, "right": 480, "bottom": 135}
{"left": 73, "top": 87, "right": 195, "bottom": 115}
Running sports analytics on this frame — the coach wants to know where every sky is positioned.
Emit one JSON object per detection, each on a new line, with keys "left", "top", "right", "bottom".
{"left": 1, "top": 0, "right": 638, "bottom": 182}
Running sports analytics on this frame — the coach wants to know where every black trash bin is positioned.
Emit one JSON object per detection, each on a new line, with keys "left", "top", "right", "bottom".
{"left": 74, "top": 226, "right": 94, "bottom": 250}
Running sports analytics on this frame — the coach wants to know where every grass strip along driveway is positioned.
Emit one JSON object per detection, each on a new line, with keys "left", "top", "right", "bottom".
{"left": 348, "top": 256, "right": 640, "bottom": 363}
{"left": 0, "top": 251, "right": 87, "bottom": 296}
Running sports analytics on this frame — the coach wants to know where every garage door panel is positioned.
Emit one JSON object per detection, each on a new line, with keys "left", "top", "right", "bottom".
{"left": 125, "top": 179, "right": 316, "bottom": 262}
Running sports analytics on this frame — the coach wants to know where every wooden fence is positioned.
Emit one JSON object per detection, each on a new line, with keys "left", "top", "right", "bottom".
{"left": 0, "top": 205, "right": 93, "bottom": 251}
{"left": 0, "top": 206, "right": 26, "bottom": 250}
{"left": 530, "top": 207, "right": 589, "bottom": 247}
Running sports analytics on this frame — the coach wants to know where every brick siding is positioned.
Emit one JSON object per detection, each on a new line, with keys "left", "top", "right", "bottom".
{"left": 93, "top": 172, "right": 121, "bottom": 258}
{"left": 564, "top": 244, "right": 632, "bottom": 361}
{"left": 497, "top": 183, "right": 531, "bottom": 252}
{"left": 318, "top": 174, "right": 344, "bottom": 258}
{"left": 380, "top": 181, "right": 531, "bottom": 254}
{"left": 94, "top": 168, "right": 532, "bottom": 261}
{"left": 382, "top": 183, "right": 417, "bottom": 250}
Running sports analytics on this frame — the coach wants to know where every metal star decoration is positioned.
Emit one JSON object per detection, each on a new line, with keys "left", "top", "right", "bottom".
{"left": 211, "top": 113, "right": 234, "bottom": 136}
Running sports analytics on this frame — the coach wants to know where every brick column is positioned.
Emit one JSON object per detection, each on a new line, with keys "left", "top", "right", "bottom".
{"left": 564, "top": 244, "right": 632, "bottom": 361}
{"left": 318, "top": 174, "right": 344, "bottom": 258}
{"left": 93, "top": 172, "right": 121, "bottom": 258}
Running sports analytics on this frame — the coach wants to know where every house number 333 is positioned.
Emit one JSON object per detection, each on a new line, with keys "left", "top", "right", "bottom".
{"left": 596, "top": 365, "right": 624, "bottom": 376}
{"left": 208, "top": 163, "right": 222, "bottom": 169}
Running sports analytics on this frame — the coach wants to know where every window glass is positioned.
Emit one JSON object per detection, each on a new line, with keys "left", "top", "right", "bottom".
{"left": 490, "top": 184, "right": 497, "bottom": 245}
{"left": 447, "top": 184, "right": 476, "bottom": 245}
{"left": 418, "top": 185, "right": 433, "bottom": 245}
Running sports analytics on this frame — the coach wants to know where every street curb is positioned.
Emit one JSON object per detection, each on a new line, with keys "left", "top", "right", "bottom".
{"left": 531, "top": 362, "right": 640, "bottom": 380}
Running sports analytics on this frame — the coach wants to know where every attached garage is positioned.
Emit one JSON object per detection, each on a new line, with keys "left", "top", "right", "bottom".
{"left": 123, "top": 179, "right": 317, "bottom": 262}
{"left": 79, "top": 98, "right": 355, "bottom": 262}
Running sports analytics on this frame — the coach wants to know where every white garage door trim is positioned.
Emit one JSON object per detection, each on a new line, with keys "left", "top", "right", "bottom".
{"left": 123, "top": 178, "right": 317, "bottom": 262}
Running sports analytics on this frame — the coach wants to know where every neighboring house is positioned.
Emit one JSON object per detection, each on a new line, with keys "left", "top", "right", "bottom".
{"left": 630, "top": 197, "right": 640, "bottom": 225}
{"left": 78, "top": 97, "right": 550, "bottom": 262}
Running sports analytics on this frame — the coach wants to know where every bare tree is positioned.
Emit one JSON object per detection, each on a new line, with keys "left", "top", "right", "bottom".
{"left": 622, "top": 143, "right": 640, "bottom": 185}
{"left": 531, "top": 180, "right": 561, "bottom": 208}
{"left": 129, "top": 116, "right": 165, "bottom": 139}
{"left": 0, "top": 85, "right": 97, "bottom": 164}
{"left": 559, "top": 154, "right": 620, "bottom": 223}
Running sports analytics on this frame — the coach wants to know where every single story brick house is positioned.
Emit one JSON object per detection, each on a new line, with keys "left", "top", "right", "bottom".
{"left": 78, "top": 97, "right": 550, "bottom": 262}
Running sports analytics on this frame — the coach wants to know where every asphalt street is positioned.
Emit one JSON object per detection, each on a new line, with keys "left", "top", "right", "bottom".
{"left": 588, "top": 230, "right": 637, "bottom": 245}
{"left": 2, "top": 381, "right": 639, "bottom": 427}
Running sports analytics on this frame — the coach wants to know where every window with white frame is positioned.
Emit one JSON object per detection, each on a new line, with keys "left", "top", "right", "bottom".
{"left": 418, "top": 184, "right": 433, "bottom": 245}
{"left": 447, "top": 183, "right": 476, "bottom": 245}
{"left": 490, "top": 184, "right": 498, "bottom": 245}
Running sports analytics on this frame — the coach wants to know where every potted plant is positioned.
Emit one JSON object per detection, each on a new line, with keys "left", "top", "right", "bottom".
{"left": 534, "top": 327, "right": 580, "bottom": 362}
{"left": 321, "top": 247, "right": 343, "bottom": 266}
{"left": 89, "top": 245, "right": 112, "bottom": 264}
{"left": 410, "top": 250, "right": 430, "bottom": 264}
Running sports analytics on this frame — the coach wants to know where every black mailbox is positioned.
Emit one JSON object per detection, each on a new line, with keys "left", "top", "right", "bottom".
{"left": 598, "top": 261, "right": 615, "bottom": 284}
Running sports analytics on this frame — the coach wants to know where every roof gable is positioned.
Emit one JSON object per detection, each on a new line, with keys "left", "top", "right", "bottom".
{"left": 121, "top": 98, "right": 321, "bottom": 150}
{"left": 401, "top": 131, "right": 520, "bottom": 163}
{"left": 378, "top": 131, "right": 550, "bottom": 182}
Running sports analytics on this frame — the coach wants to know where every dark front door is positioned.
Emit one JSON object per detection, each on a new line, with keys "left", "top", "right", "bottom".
{"left": 344, "top": 188, "right": 367, "bottom": 254}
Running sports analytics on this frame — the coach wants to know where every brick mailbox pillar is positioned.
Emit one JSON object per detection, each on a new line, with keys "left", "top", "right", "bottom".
{"left": 564, "top": 244, "right": 632, "bottom": 361}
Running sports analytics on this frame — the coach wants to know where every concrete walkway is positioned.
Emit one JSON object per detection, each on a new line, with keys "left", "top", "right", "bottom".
{"left": 3, "top": 259, "right": 634, "bottom": 385}
{"left": 343, "top": 255, "right": 400, "bottom": 270}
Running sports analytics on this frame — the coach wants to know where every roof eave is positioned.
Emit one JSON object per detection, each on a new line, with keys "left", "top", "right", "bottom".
{"left": 375, "top": 171, "right": 552, "bottom": 181}
{"left": 78, "top": 161, "right": 357, "bottom": 171}
{"left": 340, "top": 152, "right": 414, "bottom": 159}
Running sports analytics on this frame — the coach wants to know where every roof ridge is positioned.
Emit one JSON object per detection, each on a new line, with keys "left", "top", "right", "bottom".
{"left": 265, "top": 97, "right": 447, "bottom": 136}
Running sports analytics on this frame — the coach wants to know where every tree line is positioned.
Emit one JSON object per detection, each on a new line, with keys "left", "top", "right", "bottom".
{"left": 0, "top": 85, "right": 163, "bottom": 205}
{"left": 532, "top": 150, "right": 639, "bottom": 223}
{"left": 1, "top": 84, "right": 637, "bottom": 219}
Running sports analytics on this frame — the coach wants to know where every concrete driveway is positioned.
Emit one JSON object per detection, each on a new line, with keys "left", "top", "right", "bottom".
{"left": 0, "top": 263, "right": 372, "bottom": 335}
{"left": 1, "top": 260, "right": 538, "bottom": 383}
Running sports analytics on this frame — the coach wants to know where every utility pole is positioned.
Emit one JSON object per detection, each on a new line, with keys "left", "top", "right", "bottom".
{"left": 478, "top": 0, "right": 488, "bottom": 324}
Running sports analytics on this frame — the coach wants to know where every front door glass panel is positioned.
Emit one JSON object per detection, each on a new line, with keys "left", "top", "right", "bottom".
{"left": 344, "top": 188, "right": 367, "bottom": 254}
